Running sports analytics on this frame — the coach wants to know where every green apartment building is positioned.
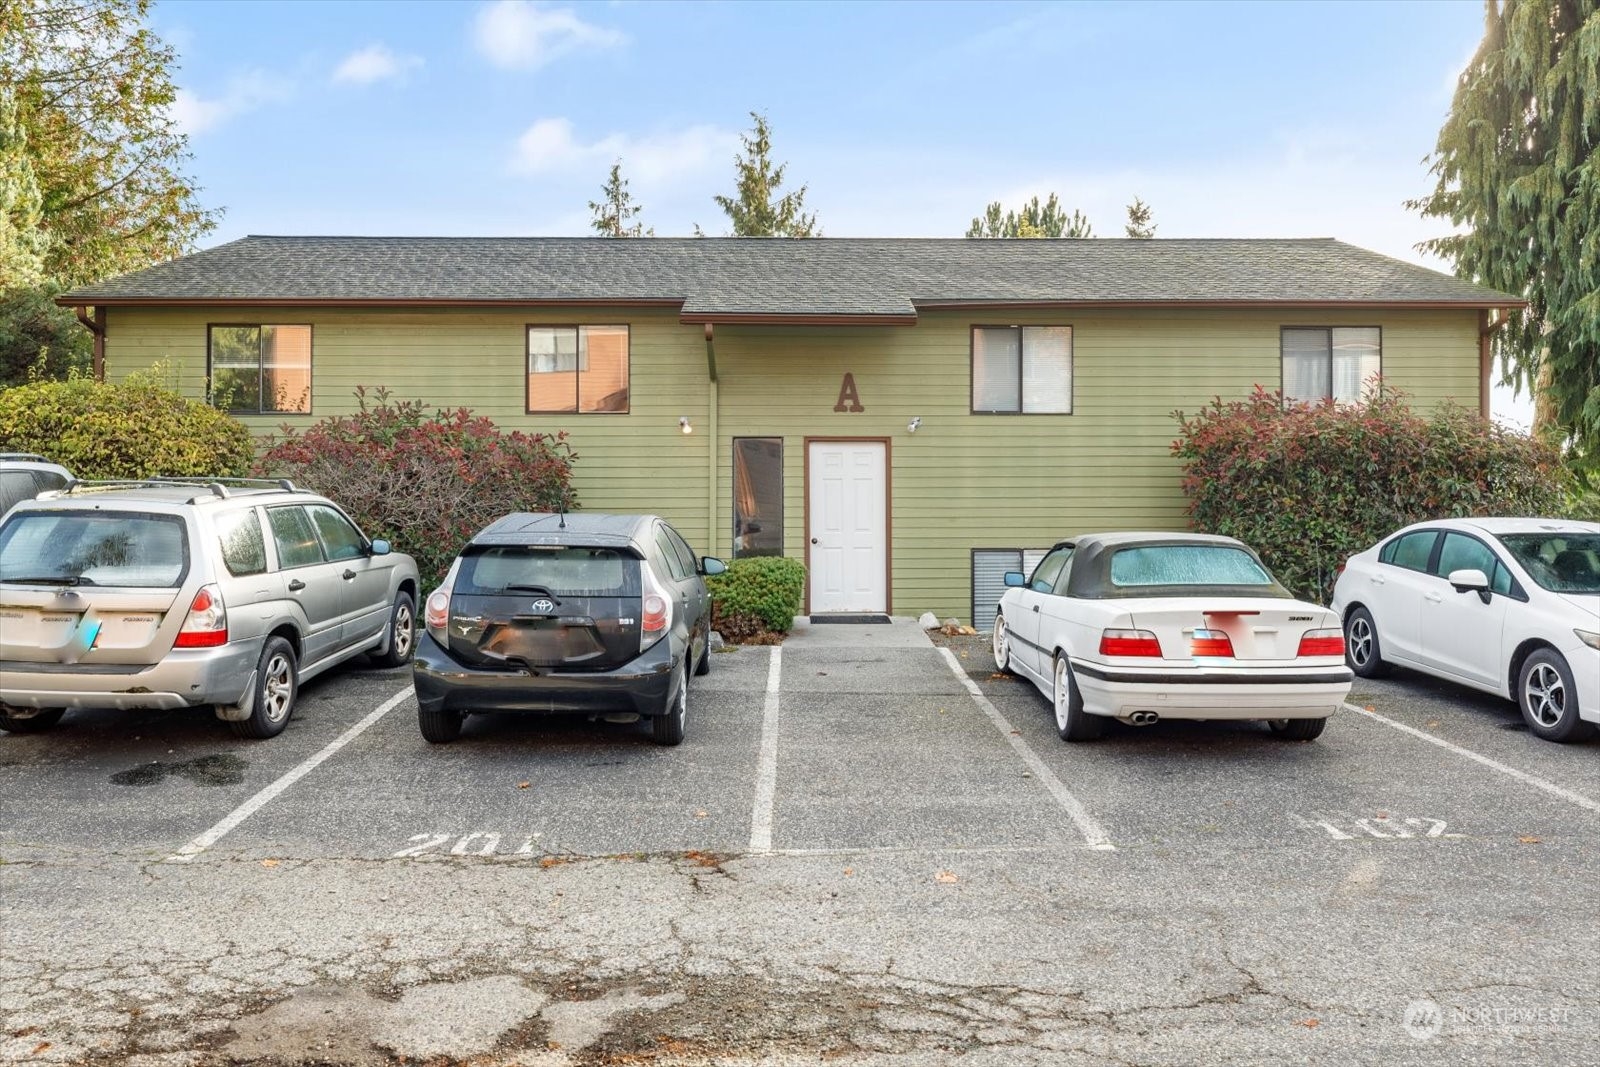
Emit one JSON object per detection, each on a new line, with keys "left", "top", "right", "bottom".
{"left": 58, "top": 236, "right": 1520, "bottom": 626}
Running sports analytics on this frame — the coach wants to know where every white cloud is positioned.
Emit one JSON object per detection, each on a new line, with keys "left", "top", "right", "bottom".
{"left": 472, "top": 0, "right": 624, "bottom": 70}
{"left": 170, "top": 72, "right": 292, "bottom": 136}
{"left": 333, "top": 43, "right": 423, "bottom": 86}
{"left": 511, "top": 118, "right": 736, "bottom": 184}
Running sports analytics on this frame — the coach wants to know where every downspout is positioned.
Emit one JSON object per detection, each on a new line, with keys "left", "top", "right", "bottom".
{"left": 705, "top": 323, "right": 719, "bottom": 557}
{"left": 74, "top": 306, "right": 106, "bottom": 380}
{"left": 1479, "top": 309, "right": 1512, "bottom": 420}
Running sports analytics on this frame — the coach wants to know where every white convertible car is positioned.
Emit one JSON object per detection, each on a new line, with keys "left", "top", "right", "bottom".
{"left": 992, "top": 532, "right": 1353, "bottom": 741}
{"left": 1330, "top": 517, "right": 1600, "bottom": 743}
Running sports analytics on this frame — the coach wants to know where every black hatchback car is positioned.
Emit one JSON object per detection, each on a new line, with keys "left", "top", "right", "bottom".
{"left": 412, "top": 513, "right": 726, "bottom": 745}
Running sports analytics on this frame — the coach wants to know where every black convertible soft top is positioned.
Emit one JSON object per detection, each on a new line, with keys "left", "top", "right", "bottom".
{"left": 1054, "top": 532, "right": 1294, "bottom": 601}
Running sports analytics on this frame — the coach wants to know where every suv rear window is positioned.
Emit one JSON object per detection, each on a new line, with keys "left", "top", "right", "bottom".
{"left": 457, "top": 546, "right": 640, "bottom": 597}
{"left": 0, "top": 511, "right": 189, "bottom": 588}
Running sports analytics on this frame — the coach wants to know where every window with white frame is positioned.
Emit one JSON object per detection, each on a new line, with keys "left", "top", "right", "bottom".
{"left": 1281, "top": 326, "right": 1380, "bottom": 406}
{"left": 971, "top": 326, "right": 1072, "bottom": 414}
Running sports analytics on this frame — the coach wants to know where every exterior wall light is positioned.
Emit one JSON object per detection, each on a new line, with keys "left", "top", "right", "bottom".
{"left": 679, "top": 416, "right": 693, "bottom": 434}
{"left": 907, "top": 417, "right": 922, "bottom": 433}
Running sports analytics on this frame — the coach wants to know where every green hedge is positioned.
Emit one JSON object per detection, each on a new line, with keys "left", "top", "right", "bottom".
{"left": 708, "top": 556, "right": 806, "bottom": 642}
{"left": 0, "top": 374, "right": 254, "bottom": 478}
{"left": 1172, "top": 387, "right": 1572, "bottom": 601}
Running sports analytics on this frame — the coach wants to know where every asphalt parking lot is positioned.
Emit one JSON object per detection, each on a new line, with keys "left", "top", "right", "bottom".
{"left": 2, "top": 621, "right": 1597, "bottom": 1066}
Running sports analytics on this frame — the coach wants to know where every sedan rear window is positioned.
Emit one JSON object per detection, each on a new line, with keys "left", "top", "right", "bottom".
{"left": 1110, "top": 545, "right": 1273, "bottom": 588}
{"left": 457, "top": 546, "right": 640, "bottom": 597}
{"left": 0, "top": 511, "right": 189, "bottom": 588}
{"left": 1497, "top": 533, "right": 1600, "bottom": 593}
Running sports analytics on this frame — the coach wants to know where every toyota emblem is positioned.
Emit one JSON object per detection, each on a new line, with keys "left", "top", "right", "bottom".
{"left": 530, "top": 598, "right": 555, "bottom": 613}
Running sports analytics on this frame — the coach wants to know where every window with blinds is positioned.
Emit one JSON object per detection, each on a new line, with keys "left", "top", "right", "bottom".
{"left": 1281, "top": 327, "right": 1380, "bottom": 406}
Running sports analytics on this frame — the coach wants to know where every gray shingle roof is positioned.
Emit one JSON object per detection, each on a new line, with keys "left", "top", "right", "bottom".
{"left": 57, "top": 236, "right": 1521, "bottom": 318}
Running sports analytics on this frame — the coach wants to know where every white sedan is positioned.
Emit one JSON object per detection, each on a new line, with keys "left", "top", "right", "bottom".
{"left": 1330, "top": 517, "right": 1600, "bottom": 743}
{"left": 992, "top": 533, "right": 1352, "bottom": 741}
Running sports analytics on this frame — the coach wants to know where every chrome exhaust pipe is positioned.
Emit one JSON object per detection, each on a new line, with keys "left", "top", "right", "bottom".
{"left": 1128, "top": 711, "right": 1160, "bottom": 726}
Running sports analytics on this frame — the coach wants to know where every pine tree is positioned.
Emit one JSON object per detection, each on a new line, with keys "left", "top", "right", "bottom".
{"left": 965, "top": 194, "right": 1093, "bottom": 238}
{"left": 711, "top": 112, "right": 818, "bottom": 237}
{"left": 1124, "top": 197, "right": 1156, "bottom": 238}
{"left": 1411, "top": 0, "right": 1600, "bottom": 456}
{"left": 588, "top": 162, "right": 651, "bottom": 237}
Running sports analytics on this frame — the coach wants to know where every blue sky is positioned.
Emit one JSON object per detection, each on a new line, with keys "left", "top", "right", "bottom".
{"left": 153, "top": 0, "right": 1523, "bottom": 419}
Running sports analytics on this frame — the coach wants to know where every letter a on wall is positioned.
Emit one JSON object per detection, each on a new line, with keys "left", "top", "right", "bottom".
{"left": 834, "top": 373, "right": 864, "bottom": 413}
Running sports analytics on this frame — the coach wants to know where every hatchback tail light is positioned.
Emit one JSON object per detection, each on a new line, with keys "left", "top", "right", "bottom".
{"left": 425, "top": 588, "right": 451, "bottom": 644}
{"left": 1189, "top": 628, "right": 1235, "bottom": 657}
{"left": 174, "top": 584, "right": 228, "bottom": 648}
{"left": 640, "top": 565, "right": 672, "bottom": 651}
{"left": 1099, "top": 629, "right": 1163, "bottom": 657}
{"left": 1297, "top": 629, "right": 1346, "bottom": 657}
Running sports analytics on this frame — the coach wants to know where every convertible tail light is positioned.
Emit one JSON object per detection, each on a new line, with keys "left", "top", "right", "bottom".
{"left": 174, "top": 584, "right": 228, "bottom": 648}
{"left": 1297, "top": 628, "right": 1346, "bottom": 657}
{"left": 1099, "top": 629, "right": 1163, "bottom": 657}
{"left": 1189, "top": 628, "right": 1235, "bottom": 657}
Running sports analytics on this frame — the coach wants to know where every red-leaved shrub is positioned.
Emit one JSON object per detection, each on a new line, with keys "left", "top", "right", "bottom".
{"left": 258, "top": 387, "right": 577, "bottom": 586}
{"left": 1172, "top": 386, "right": 1570, "bottom": 600}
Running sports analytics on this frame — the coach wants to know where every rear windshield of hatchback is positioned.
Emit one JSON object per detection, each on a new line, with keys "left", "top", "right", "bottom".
{"left": 0, "top": 511, "right": 189, "bottom": 588}
{"left": 1109, "top": 545, "right": 1274, "bottom": 588}
{"left": 456, "top": 546, "right": 640, "bottom": 597}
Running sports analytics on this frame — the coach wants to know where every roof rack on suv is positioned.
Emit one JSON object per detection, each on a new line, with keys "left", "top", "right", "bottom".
{"left": 52, "top": 477, "right": 303, "bottom": 504}
{"left": 0, "top": 452, "right": 52, "bottom": 462}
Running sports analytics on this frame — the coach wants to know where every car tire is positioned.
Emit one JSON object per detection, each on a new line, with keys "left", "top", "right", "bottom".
{"left": 371, "top": 592, "right": 416, "bottom": 668}
{"left": 231, "top": 636, "right": 298, "bottom": 740}
{"left": 653, "top": 661, "right": 687, "bottom": 746}
{"left": 1053, "top": 653, "right": 1102, "bottom": 742}
{"left": 1517, "top": 648, "right": 1596, "bottom": 743}
{"left": 694, "top": 632, "right": 711, "bottom": 677}
{"left": 992, "top": 613, "right": 1012, "bottom": 673}
{"left": 0, "top": 706, "right": 65, "bottom": 734}
{"left": 1268, "top": 717, "right": 1328, "bottom": 741}
{"left": 418, "top": 705, "right": 464, "bottom": 744}
{"left": 1344, "top": 606, "right": 1390, "bottom": 678}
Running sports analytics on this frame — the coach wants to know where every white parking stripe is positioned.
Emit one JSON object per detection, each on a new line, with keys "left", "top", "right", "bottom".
{"left": 747, "top": 646, "right": 783, "bottom": 854}
{"left": 937, "top": 647, "right": 1115, "bottom": 851}
{"left": 1347, "top": 702, "right": 1600, "bottom": 815}
{"left": 166, "top": 684, "right": 415, "bottom": 863}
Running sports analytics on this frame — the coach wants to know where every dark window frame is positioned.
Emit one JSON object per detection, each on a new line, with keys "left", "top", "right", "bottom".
{"left": 206, "top": 323, "right": 315, "bottom": 416}
{"left": 1279, "top": 325, "right": 1383, "bottom": 408}
{"left": 969, "top": 325, "right": 1075, "bottom": 416}
{"left": 525, "top": 323, "right": 631, "bottom": 415}
{"left": 732, "top": 436, "right": 784, "bottom": 558}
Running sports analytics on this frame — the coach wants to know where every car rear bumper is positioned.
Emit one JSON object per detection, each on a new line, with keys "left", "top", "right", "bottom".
{"left": 0, "top": 642, "right": 260, "bottom": 711}
{"left": 412, "top": 632, "right": 678, "bottom": 716}
{"left": 1070, "top": 660, "right": 1353, "bottom": 720}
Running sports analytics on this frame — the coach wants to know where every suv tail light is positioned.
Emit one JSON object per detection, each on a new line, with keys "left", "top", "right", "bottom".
{"left": 174, "top": 584, "right": 228, "bottom": 648}
{"left": 425, "top": 588, "right": 451, "bottom": 644}
{"left": 1297, "top": 629, "right": 1345, "bottom": 657}
{"left": 1189, "top": 628, "right": 1235, "bottom": 657}
{"left": 1099, "top": 629, "right": 1162, "bottom": 657}
{"left": 640, "top": 564, "right": 672, "bottom": 651}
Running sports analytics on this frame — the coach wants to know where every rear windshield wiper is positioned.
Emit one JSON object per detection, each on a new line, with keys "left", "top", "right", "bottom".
{"left": 500, "top": 584, "right": 562, "bottom": 603}
{"left": 2, "top": 574, "right": 94, "bottom": 586}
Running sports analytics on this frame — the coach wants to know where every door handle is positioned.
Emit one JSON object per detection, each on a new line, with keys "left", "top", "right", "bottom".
{"left": 1370, "top": 575, "right": 1385, "bottom": 585}
{"left": 1425, "top": 592, "right": 1442, "bottom": 603}
{"left": 288, "top": 579, "right": 306, "bottom": 592}
{"left": 1032, "top": 605, "right": 1040, "bottom": 613}
{"left": 810, "top": 537, "right": 819, "bottom": 545}
{"left": 342, "top": 569, "right": 357, "bottom": 580}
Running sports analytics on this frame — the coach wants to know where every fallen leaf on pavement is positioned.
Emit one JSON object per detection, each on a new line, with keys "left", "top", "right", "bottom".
{"left": 1365, "top": 705, "right": 1375, "bottom": 712}
{"left": 694, "top": 809, "right": 708, "bottom": 818}
{"left": 1425, "top": 719, "right": 1440, "bottom": 728}
{"left": 32, "top": 1043, "right": 51, "bottom": 1055}
{"left": 260, "top": 859, "right": 279, "bottom": 868}
{"left": 843, "top": 867, "right": 854, "bottom": 876}
{"left": 1518, "top": 835, "right": 1542, "bottom": 844}
{"left": 935, "top": 870, "right": 959, "bottom": 884}
{"left": 517, "top": 781, "right": 531, "bottom": 789}
{"left": 1297, "top": 1018, "right": 1320, "bottom": 1029}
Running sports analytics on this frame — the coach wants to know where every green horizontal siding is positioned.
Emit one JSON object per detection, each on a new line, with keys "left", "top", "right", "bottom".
{"left": 104, "top": 304, "right": 1481, "bottom": 623}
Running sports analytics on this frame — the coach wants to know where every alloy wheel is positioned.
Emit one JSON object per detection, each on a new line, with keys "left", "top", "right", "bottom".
{"left": 1053, "top": 657, "right": 1070, "bottom": 732}
{"left": 1524, "top": 662, "right": 1565, "bottom": 728}
{"left": 1347, "top": 617, "right": 1372, "bottom": 667}
{"left": 393, "top": 602, "right": 414, "bottom": 659}
{"left": 262, "top": 652, "right": 294, "bottom": 725}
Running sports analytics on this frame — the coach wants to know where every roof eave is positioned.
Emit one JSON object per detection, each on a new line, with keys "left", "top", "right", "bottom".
{"left": 912, "top": 297, "right": 1528, "bottom": 311}
{"left": 678, "top": 311, "right": 919, "bottom": 326}
{"left": 52, "top": 295, "right": 688, "bottom": 309}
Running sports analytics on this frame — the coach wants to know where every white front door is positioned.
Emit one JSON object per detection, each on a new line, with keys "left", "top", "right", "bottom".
{"left": 808, "top": 440, "right": 887, "bottom": 614}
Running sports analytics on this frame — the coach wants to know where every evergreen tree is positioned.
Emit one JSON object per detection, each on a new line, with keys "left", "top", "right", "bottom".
{"left": 588, "top": 161, "right": 652, "bottom": 237}
{"left": 1410, "top": 0, "right": 1600, "bottom": 456}
{"left": 711, "top": 112, "right": 818, "bottom": 237}
{"left": 1124, "top": 197, "right": 1156, "bottom": 238}
{"left": 965, "top": 194, "right": 1093, "bottom": 238}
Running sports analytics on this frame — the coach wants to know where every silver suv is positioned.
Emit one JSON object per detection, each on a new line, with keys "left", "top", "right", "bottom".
{"left": 0, "top": 453, "right": 74, "bottom": 516}
{"left": 0, "top": 478, "right": 420, "bottom": 738}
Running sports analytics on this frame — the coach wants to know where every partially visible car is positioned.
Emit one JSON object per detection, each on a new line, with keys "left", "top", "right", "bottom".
{"left": 0, "top": 477, "right": 419, "bottom": 739}
{"left": 1330, "top": 517, "right": 1600, "bottom": 742}
{"left": 412, "top": 512, "right": 725, "bottom": 746}
{"left": 992, "top": 532, "right": 1352, "bottom": 741}
{"left": 0, "top": 453, "right": 73, "bottom": 517}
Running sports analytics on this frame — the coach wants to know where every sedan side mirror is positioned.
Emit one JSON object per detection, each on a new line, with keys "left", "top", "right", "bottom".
{"left": 701, "top": 556, "right": 727, "bottom": 576}
{"left": 369, "top": 539, "right": 392, "bottom": 556}
{"left": 1447, "top": 567, "right": 1491, "bottom": 603}
{"left": 1004, "top": 571, "right": 1025, "bottom": 588}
